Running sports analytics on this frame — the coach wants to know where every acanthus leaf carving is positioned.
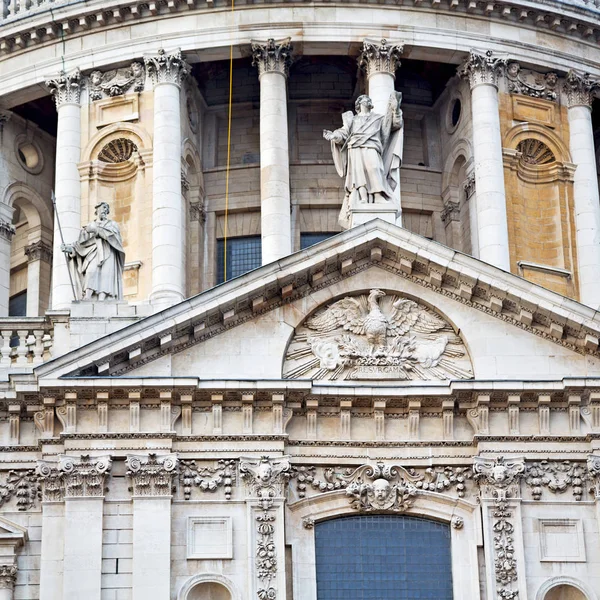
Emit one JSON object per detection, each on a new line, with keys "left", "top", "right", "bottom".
{"left": 88, "top": 61, "right": 145, "bottom": 101}
{"left": 358, "top": 38, "right": 404, "bottom": 78}
{"left": 144, "top": 49, "right": 190, "bottom": 88}
{"left": 240, "top": 456, "right": 290, "bottom": 508}
{"left": 59, "top": 454, "right": 112, "bottom": 498}
{"left": 0, "top": 470, "right": 41, "bottom": 511}
{"left": 587, "top": 453, "right": 600, "bottom": 498}
{"left": 126, "top": 453, "right": 178, "bottom": 496}
{"left": 45, "top": 69, "right": 82, "bottom": 107}
{"left": 283, "top": 289, "right": 473, "bottom": 381}
{"left": 251, "top": 38, "right": 292, "bottom": 77}
{"left": 179, "top": 459, "right": 236, "bottom": 500}
{"left": 458, "top": 49, "right": 507, "bottom": 89}
{"left": 36, "top": 461, "right": 64, "bottom": 502}
{"left": 0, "top": 565, "right": 17, "bottom": 589}
{"left": 563, "top": 69, "right": 600, "bottom": 108}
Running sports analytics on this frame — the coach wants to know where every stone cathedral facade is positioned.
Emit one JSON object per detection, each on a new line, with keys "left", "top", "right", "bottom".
{"left": 0, "top": 0, "right": 599, "bottom": 597}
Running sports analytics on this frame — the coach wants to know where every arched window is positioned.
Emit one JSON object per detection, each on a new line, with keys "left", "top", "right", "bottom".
{"left": 315, "top": 515, "right": 453, "bottom": 600}
{"left": 545, "top": 585, "right": 588, "bottom": 600}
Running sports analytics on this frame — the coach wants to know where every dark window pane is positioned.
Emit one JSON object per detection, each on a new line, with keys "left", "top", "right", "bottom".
{"left": 315, "top": 515, "right": 453, "bottom": 600}
{"left": 9, "top": 291, "right": 27, "bottom": 317}
{"left": 216, "top": 236, "right": 262, "bottom": 284}
{"left": 300, "top": 232, "right": 336, "bottom": 250}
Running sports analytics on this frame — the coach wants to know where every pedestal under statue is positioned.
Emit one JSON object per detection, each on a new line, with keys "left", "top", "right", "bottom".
{"left": 61, "top": 202, "right": 125, "bottom": 301}
{"left": 324, "top": 92, "right": 403, "bottom": 229}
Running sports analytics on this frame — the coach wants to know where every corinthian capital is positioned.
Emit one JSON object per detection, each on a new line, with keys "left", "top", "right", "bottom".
{"left": 126, "top": 453, "right": 178, "bottom": 496}
{"left": 251, "top": 38, "right": 292, "bottom": 77}
{"left": 144, "top": 49, "right": 190, "bottom": 88}
{"left": 59, "top": 454, "right": 112, "bottom": 498}
{"left": 359, "top": 39, "right": 403, "bottom": 78}
{"left": 45, "top": 69, "right": 82, "bottom": 107}
{"left": 564, "top": 70, "right": 600, "bottom": 108}
{"left": 458, "top": 50, "right": 506, "bottom": 89}
{"left": 0, "top": 565, "right": 16, "bottom": 590}
{"left": 0, "top": 220, "right": 15, "bottom": 243}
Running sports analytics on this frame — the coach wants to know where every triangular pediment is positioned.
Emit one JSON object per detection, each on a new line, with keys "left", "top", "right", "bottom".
{"left": 0, "top": 516, "right": 28, "bottom": 544}
{"left": 35, "top": 220, "right": 600, "bottom": 384}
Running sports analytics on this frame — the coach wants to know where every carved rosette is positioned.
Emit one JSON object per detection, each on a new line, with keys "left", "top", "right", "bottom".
{"left": 59, "top": 455, "right": 112, "bottom": 498}
{"left": 0, "top": 565, "right": 17, "bottom": 589}
{"left": 563, "top": 70, "right": 600, "bottom": 108}
{"left": 251, "top": 38, "right": 293, "bottom": 77}
{"left": 24, "top": 240, "right": 53, "bottom": 263}
{"left": 144, "top": 49, "right": 190, "bottom": 88}
{"left": 126, "top": 453, "right": 178, "bottom": 496}
{"left": 45, "top": 69, "right": 82, "bottom": 107}
{"left": 359, "top": 39, "right": 404, "bottom": 78}
{"left": 0, "top": 220, "right": 15, "bottom": 243}
{"left": 458, "top": 50, "right": 507, "bottom": 89}
{"left": 88, "top": 61, "right": 145, "bottom": 101}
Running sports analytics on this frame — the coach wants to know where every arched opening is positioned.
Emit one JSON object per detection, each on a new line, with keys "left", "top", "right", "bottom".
{"left": 545, "top": 585, "right": 588, "bottom": 600}
{"left": 186, "top": 581, "right": 232, "bottom": 600}
{"left": 183, "top": 147, "right": 205, "bottom": 296}
{"left": 441, "top": 154, "right": 473, "bottom": 254}
{"left": 314, "top": 515, "right": 453, "bottom": 599}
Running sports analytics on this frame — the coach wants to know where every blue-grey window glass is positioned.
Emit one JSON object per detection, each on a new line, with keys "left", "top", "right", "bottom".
{"left": 9, "top": 291, "right": 27, "bottom": 317}
{"left": 216, "top": 236, "right": 262, "bottom": 284}
{"left": 315, "top": 515, "right": 453, "bottom": 600}
{"left": 300, "top": 232, "right": 336, "bottom": 250}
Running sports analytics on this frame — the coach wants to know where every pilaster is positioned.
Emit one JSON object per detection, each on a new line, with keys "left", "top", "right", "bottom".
{"left": 474, "top": 456, "right": 527, "bottom": 600}
{"left": 24, "top": 240, "right": 52, "bottom": 317}
{"left": 127, "top": 453, "right": 178, "bottom": 600}
{"left": 240, "top": 456, "right": 290, "bottom": 600}
{"left": 0, "top": 220, "right": 15, "bottom": 317}
{"left": 0, "top": 565, "right": 16, "bottom": 600}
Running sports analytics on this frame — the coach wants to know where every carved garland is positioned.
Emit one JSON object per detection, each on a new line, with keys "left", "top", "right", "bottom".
{"left": 179, "top": 459, "right": 235, "bottom": 500}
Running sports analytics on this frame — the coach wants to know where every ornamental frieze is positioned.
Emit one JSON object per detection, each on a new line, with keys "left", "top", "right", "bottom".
{"left": 88, "top": 61, "right": 145, "bottom": 100}
{"left": 283, "top": 289, "right": 473, "bottom": 381}
{"left": 505, "top": 62, "right": 558, "bottom": 101}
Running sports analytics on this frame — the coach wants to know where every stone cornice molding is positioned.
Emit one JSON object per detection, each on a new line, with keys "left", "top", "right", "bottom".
{"left": 564, "top": 69, "right": 600, "bottom": 108}
{"left": 126, "top": 452, "right": 178, "bottom": 496}
{"left": 144, "top": 49, "right": 189, "bottom": 88}
{"left": 0, "top": 220, "right": 16, "bottom": 243}
{"left": 358, "top": 38, "right": 404, "bottom": 78}
{"left": 251, "top": 38, "right": 292, "bottom": 77}
{"left": 0, "top": 565, "right": 17, "bottom": 589}
{"left": 458, "top": 49, "right": 507, "bottom": 89}
{"left": 45, "top": 69, "right": 82, "bottom": 107}
{"left": 24, "top": 240, "right": 53, "bottom": 263}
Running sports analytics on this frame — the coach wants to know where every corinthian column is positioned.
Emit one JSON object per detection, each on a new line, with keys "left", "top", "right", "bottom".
{"left": 145, "top": 50, "right": 189, "bottom": 309}
{"left": 46, "top": 70, "right": 82, "bottom": 310}
{"left": 252, "top": 38, "right": 292, "bottom": 265}
{"left": 458, "top": 51, "right": 510, "bottom": 271}
{"left": 0, "top": 565, "right": 16, "bottom": 600}
{"left": 359, "top": 39, "right": 404, "bottom": 225}
{"left": 564, "top": 71, "right": 600, "bottom": 308}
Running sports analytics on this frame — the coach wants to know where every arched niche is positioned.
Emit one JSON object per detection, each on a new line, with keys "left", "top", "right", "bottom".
{"left": 182, "top": 138, "right": 205, "bottom": 296}
{"left": 79, "top": 122, "right": 153, "bottom": 301}
{"left": 286, "top": 489, "right": 481, "bottom": 600}
{"left": 536, "top": 577, "right": 597, "bottom": 600}
{"left": 502, "top": 123, "right": 578, "bottom": 299}
{"left": 177, "top": 574, "right": 240, "bottom": 600}
{"left": 2, "top": 183, "right": 53, "bottom": 316}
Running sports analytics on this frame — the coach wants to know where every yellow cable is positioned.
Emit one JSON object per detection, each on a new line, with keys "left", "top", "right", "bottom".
{"left": 223, "top": 0, "right": 235, "bottom": 282}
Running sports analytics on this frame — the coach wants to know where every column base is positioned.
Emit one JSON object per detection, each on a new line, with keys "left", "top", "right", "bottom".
{"left": 350, "top": 204, "right": 399, "bottom": 228}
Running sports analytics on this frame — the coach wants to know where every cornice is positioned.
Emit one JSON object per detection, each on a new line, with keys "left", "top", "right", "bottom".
{"left": 0, "top": 0, "right": 598, "bottom": 58}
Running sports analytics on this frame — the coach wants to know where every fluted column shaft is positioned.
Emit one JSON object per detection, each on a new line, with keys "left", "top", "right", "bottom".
{"left": 252, "top": 38, "right": 292, "bottom": 265}
{"left": 46, "top": 70, "right": 82, "bottom": 310}
{"left": 145, "top": 49, "right": 189, "bottom": 309}
{"left": 459, "top": 51, "right": 510, "bottom": 271}
{"left": 565, "top": 71, "right": 600, "bottom": 308}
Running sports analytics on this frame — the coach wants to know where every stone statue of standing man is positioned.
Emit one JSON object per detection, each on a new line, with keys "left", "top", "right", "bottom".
{"left": 324, "top": 92, "right": 403, "bottom": 228}
{"left": 61, "top": 202, "right": 125, "bottom": 301}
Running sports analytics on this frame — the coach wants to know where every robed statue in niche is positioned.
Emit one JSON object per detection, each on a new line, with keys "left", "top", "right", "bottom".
{"left": 324, "top": 92, "right": 403, "bottom": 228}
{"left": 62, "top": 202, "right": 125, "bottom": 301}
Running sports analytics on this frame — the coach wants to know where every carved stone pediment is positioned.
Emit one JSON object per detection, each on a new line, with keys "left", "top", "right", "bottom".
{"left": 283, "top": 289, "right": 473, "bottom": 381}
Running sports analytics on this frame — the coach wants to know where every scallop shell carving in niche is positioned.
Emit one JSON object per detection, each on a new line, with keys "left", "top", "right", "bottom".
{"left": 283, "top": 289, "right": 473, "bottom": 381}
{"left": 516, "top": 138, "right": 556, "bottom": 166}
{"left": 98, "top": 138, "right": 139, "bottom": 163}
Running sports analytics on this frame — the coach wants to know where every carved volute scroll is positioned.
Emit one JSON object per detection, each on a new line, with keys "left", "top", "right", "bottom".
{"left": 283, "top": 289, "right": 473, "bottom": 381}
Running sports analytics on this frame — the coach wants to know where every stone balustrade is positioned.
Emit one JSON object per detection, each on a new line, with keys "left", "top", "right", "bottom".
{"left": 0, "top": 318, "right": 53, "bottom": 369}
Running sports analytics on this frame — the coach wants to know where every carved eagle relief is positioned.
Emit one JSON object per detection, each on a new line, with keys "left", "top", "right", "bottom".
{"left": 283, "top": 289, "right": 473, "bottom": 381}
